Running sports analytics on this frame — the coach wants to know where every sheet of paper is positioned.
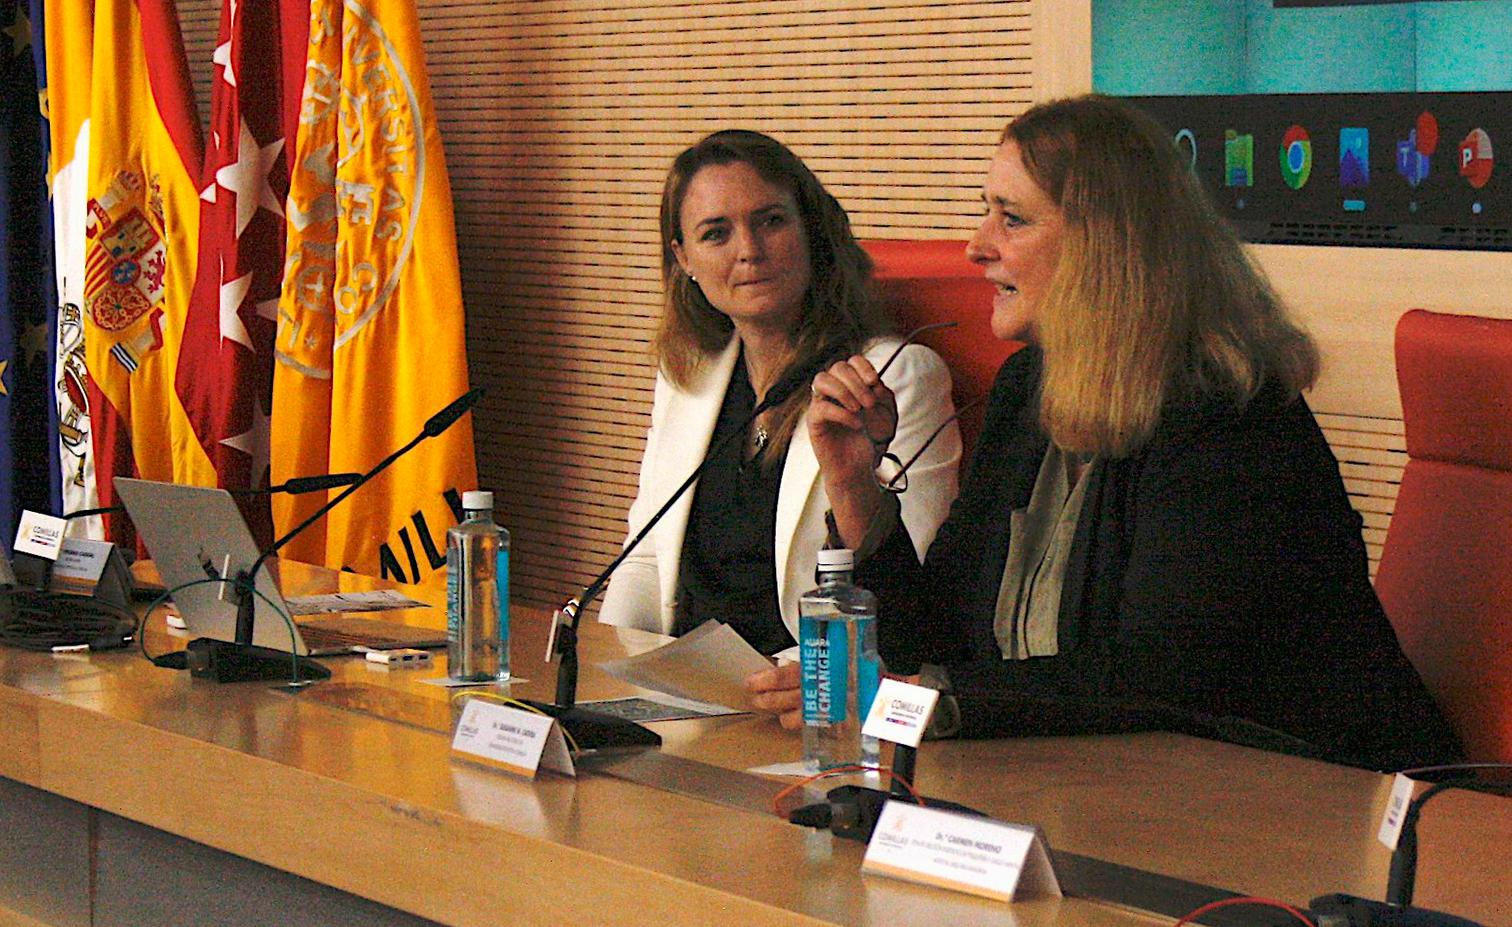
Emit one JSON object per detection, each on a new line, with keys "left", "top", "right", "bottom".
{"left": 283, "top": 590, "right": 429, "bottom": 615}
{"left": 596, "top": 620, "right": 773, "bottom": 711}
{"left": 580, "top": 695, "right": 744, "bottom": 723}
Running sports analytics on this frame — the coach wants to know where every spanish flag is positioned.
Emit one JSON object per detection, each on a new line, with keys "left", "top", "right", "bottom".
{"left": 81, "top": 0, "right": 216, "bottom": 545}
{"left": 272, "top": 0, "right": 477, "bottom": 588}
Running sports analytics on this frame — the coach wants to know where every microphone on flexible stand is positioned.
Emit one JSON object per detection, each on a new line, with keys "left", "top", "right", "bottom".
{"left": 245, "top": 473, "right": 366, "bottom": 496}
{"left": 184, "top": 388, "right": 485, "bottom": 685}
{"left": 62, "top": 473, "right": 365, "bottom": 524}
{"left": 1307, "top": 766, "right": 1511, "bottom": 927}
{"left": 785, "top": 740, "right": 987, "bottom": 840}
{"left": 7, "top": 474, "right": 373, "bottom": 632}
{"left": 535, "top": 354, "right": 839, "bottom": 751}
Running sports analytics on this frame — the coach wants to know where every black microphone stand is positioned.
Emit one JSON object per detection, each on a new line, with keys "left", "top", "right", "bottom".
{"left": 533, "top": 361, "right": 833, "bottom": 751}
{"left": 536, "top": 328, "right": 955, "bottom": 752}
{"left": 186, "top": 389, "right": 484, "bottom": 684}
{"left": 1308, "top": 769, "right": 1511, "bottom": 927}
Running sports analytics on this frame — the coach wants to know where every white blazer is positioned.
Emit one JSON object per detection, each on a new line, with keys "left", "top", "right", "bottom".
{"left": 598, "top": 335, "right": 961, "bottom": 647}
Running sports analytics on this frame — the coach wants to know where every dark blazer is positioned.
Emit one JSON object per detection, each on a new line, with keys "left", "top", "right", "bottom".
{"left": 860, "top": 347, "right": 1460, "bottom": 771}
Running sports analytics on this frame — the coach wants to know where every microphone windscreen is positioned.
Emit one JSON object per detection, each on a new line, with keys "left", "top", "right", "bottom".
{"left": 423, "top": 387, "right": 485, "bottom": 437}
{"left": 283, "top": 473, "right": 364, "bottom": 494}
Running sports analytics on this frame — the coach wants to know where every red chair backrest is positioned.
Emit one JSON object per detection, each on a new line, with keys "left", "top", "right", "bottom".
{"left": 1375, "top": 308, "right": 1512, "bottom": 762}
{"left": 861, "top": 239, "right": 1020, "bottom": 460}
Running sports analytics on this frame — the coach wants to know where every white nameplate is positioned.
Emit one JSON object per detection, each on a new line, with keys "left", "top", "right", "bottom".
{"left": 862, "top": 678, "right": 940, "bottom": 748}
{"left": 50, "top": 538, "right": 115, "bottom": 592}
{"left": 15, "top": 511, "right": 67, "bottom": 561}
{"left": 451, "top": 700, "right": 576, "bottom": 779}
{"left": 1378, "top": 772, "right": 1422, "bottom": 850}
{"left": 863, "top": 801, "right": 1062, "bottom": 902}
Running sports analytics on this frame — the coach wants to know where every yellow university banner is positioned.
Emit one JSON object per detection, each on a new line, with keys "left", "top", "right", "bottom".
{"left": 272, "top": 0, "right": 477, "bottom": 587}
{"left": 82, "top": 0, "right": 215, "bottom": 542}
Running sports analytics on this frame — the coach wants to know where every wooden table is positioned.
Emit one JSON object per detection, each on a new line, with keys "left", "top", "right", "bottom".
{"left": 2, "top": 563, "right": 1508, "bottom": 927}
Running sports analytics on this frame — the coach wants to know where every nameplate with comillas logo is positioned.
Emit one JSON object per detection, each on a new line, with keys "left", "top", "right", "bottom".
{"left": 862, "top": 801, "right": 1062, "bottom": 903}
{"left": 861, "top": 677, "right": 940, "bottom": 748}
{"left": 450, "top": 699, "right": 575, "bottom": 779}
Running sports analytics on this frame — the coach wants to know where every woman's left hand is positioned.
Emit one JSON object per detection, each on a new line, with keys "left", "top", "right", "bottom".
{"left": 745, "top": 662, "right": 803, "bottom": 730}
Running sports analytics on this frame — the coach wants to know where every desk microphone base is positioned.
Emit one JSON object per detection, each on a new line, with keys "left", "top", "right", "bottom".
{"left": 518, "top": 700, "right": 661, "bottom": 751}
{"left": 184, "top": 638, "right": 331, "bottom": 685}
{"left": 1309, "top": 894, "right": 1487, "bottom": 927}
{"left": 789, "top": 784, "right": 985, "bottom": 841}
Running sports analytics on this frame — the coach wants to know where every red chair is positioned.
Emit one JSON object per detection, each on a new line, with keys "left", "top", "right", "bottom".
{"left": 861, "top": 239, "right": 1020, "bottom": 459}
{"left": 1375, "top": 309, "right": 1512, "bottom": 762}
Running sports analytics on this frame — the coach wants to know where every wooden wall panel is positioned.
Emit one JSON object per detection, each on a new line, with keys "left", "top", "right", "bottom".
{"left": 1317, "top": 413, "right": 1407, "bottom": 576}
{"left": 417, "top": 0, "right": 1036, "bottom": 608}
{"left": 169, "top": 0, "right": 1419, "bottom": 601}
{"left": 177, "top": 0, "right": 219, "bottom": 141}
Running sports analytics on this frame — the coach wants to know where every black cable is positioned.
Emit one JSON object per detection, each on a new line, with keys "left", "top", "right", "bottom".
{"left": 136, "top": 577, "right": 309, "bottom": 680}
{"left": 0, "top": 588, "right": 136, "bottom": 651}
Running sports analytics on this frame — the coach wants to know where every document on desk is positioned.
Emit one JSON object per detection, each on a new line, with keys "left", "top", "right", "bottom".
{"left": 282, "top": 590, "right": 429, "bottom": 615}
{"left": 596, "top": 620, "right": 772, "bottom": 712}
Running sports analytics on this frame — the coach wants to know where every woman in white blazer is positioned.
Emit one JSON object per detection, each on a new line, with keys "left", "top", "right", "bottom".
{"left": 598, "top": 130, "right": 960, "bottom": 658}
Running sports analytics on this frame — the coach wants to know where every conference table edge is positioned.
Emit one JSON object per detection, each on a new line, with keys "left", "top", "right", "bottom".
{"left": 16, "top": 686, "right": 841, "bottom": 927}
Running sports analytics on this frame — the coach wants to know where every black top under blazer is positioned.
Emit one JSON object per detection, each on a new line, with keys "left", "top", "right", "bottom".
{"left": 859, "top": 346, "right": 1460, "bottom": 771}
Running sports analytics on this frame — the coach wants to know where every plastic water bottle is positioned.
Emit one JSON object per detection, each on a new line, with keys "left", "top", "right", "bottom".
{"left": 447, "top": 490, "right": 510, "bottom": 682}
{"left": 799, "top": 548, "right": 880, "bottom": 771}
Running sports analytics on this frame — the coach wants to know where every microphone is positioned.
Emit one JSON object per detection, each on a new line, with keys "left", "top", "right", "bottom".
{"left": 182, "top": 387, "right": 484, "bottom": 685}
{"left": 1306, "top": 894, "right": 1487, "bottom": 927}
{"left": 260, "top": 473, "right": 364, "bottom": 495}
{"left": 535, "top": 350, "right": 848, "bottom": 750}
{"left": 30, "top": 475, "right": 364, "bottom": 584}
{"left": 541, "top": 327, "right": 962, "bottom": 749}
{"left": 1302, "top": 766, "right": 1510, "bottom": 927}
{"left": 785, "top": 740, "right": 987, "bottom": 841}
{"left": 251, "top": 386, "right": 484, "bottom": 579}
{"left": 424, "top": 387, "right": 484, "bottom": 437}
{"left": 60, "top": 473, "right": 364, "bottom": 523}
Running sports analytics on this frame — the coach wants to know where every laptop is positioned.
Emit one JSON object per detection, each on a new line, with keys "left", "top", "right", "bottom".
{"left": 114, "top": 478, "right": 448, "bottom": 656}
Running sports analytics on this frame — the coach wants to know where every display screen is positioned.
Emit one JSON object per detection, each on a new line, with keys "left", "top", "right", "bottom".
{"left": 1127, "top": 93, "right": 1508, "bottom": 250}
{"left": 1096, "top": 0, "right": 1510, "bottom": 250}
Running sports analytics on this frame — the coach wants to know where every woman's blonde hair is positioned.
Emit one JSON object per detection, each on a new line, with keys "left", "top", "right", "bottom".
{"left": 656, "top": 129, "right": 891, "bottom": 465}
{"left": 1005, "top": 95, "right": 1319, "bottom": 458}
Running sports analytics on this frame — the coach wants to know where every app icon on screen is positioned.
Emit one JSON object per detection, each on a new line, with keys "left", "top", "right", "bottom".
{"left": 1175, "top": 129, "right": 1197, "bottom": 171}
{"left": 1340, "top": 128, "right": 1370, "bottom": 188}
{"left": 1280, "top": 125, "right": 1312, "bottom": 190}
{"left": 1225, "top": 130, "right": 1254, "bottom": 187}
{"left": 1396, "top": 112, "right": 1437, "bottom": 188}
{"left": 1459, "top": 128, "right": 1494, "bottom": 189}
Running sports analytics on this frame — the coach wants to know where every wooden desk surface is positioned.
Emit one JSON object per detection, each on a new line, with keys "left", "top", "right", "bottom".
{"left": 3, "top": 562, "right": 1508, "bottom": 926}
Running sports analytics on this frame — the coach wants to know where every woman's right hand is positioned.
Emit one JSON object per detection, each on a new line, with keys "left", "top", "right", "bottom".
{"left": 745, "top": 662, "right": 803, "bottom": 730}
{"left": 808, "top": 356, "right": 897, "bottom": 548}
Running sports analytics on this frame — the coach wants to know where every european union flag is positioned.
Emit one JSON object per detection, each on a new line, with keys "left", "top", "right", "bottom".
{"left": 1, "top": 0, "right": 60, "bottom": 554}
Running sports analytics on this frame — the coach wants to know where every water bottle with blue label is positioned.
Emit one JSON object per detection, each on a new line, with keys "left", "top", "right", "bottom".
{"left": 799, "top": 548, "right": 880, "bottom": 771}
{"left": 446, "top": 490, "right": 510, "bottom": 682}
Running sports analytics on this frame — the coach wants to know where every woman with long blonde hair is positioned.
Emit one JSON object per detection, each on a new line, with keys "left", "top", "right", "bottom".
{"left": 748, "top": 97, "right": 1458, "bottom": 770}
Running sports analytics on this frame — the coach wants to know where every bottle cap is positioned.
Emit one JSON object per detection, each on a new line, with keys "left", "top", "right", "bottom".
{"left": 462, "top": 490, "right": 494, "bottom": 511}
{"left": 816, "top": 548, "right": 854, "bottom": 572}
